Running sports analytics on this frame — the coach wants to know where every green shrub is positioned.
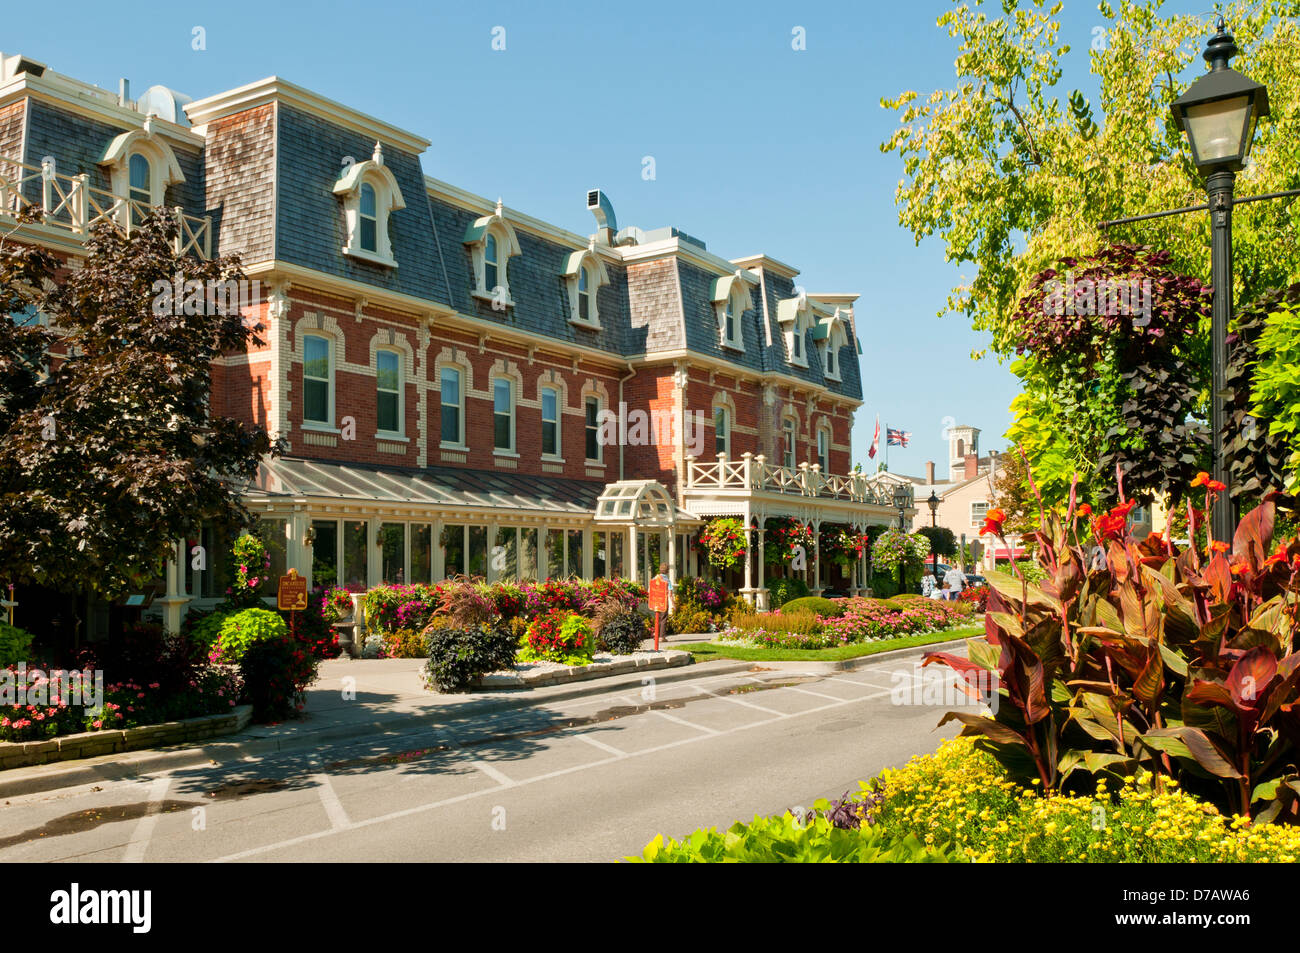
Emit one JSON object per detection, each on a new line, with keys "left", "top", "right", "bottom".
{"left": 780, "top": 597, "right": 844, "bottom": 617}
{"left": 596, "top": 609, "right": 650, "bottom": 655}
{"left": 520, "top": 611, "right": 595, "bottom": 665}
{"left": 182, "top": 608, "right": 229, "bottom": 652}
{"left": 868, "top": 573, "right": 899, "bottom": 599}
{"left": 214, "top": 608, "right": 288, "bottom": 663}
{"left": 240, "top": 635, "right": 319, "bottom": 722}
{"left": 423, "top": 622, "right": 518, "bottom": 692}
{"left": 627, "top": 813, "right": 959, "bottom": 863}
{"left": 0, "top": 622, "right": 34, "bottom": 666}
{"left": 382, "top": 627, "right": 427, "bottom": 659}
{"left": 766, "top": 577, "right": 809, "bottom": 609}
{"left": 668, "top": 606, "right": 715, "bottom": 636}
{"left": 727, "top": 610, "right": 823, "bottom": 636}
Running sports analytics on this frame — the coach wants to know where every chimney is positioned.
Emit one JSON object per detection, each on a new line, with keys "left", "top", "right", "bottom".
{"left": 925, "top": 461, "right": 935, "bottom": 485}
{"left": 988, "top": 449, "right": 999, "bottom": 482}
{"left": 964, "top": 453, "right": 977, "bottom": 479}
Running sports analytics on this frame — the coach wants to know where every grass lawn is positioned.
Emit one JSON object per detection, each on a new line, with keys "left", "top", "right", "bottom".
{"left": 676, "top": 623, "right": 985, "bottom": 663}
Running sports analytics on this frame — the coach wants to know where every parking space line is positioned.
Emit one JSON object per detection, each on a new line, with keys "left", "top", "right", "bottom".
{"left": 311, "top": 773, "right": 352, "bottom": 831}
{"left": 122, "top": 776, "right": 171, "bottom": 863}
{"left": 651, "top": 710, "right": 719, "bottom": 735}
{"left": 471, "top": 760, "right": 516, "bottom": 787}
{"left": 785, "top": 686, "right": 852, "bottom": 702}
{"left": 573, "top": 733, "right": 627, "bottom": 757}
{"left": 703, "top": 689, "right": 787, "bottom": 717}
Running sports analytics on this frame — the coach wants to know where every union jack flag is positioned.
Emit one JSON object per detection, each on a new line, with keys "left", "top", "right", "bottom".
{"left": 886, "top": 428, "right": 911, "bottom": 447}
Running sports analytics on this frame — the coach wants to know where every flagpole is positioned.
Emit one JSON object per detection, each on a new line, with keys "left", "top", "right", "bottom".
{"left": 885, "top": 423, "right": 889, "bottom": 472}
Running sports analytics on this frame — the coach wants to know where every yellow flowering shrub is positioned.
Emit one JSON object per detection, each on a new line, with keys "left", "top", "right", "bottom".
{"left": 873, "top": 738, "right": 1300, "bottom": 863}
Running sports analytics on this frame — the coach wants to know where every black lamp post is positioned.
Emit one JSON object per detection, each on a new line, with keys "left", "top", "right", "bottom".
{"left": 927, "top": 490, "right": 940, "bottom": 577}
{"left": 1170, "top": 19, "right": 1270, "bottom": 545}
{"left": 893, "top": 483, "right": 911, "bottom": 592}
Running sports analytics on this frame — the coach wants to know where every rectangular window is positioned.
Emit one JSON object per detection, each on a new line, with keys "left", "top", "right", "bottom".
{"left": 714, "top": 406, "right": 729, "bottom": 457}
{"left": 380, "top": 522, "right": 405, "bottom": 584}
{"left": 493, "top": 378, "right": 513, "bottom": 451}
{"left": 468, "top": 525, "right": 488, "bottom": 577}
{"left": 520, "top": 528, "right": 538, "bottom": 582}
{"left": 818, "top": 430, "right": 829, "bottom": 472}
{"left": 411, "top": 524, "right": 432, "bottom": 584}
{"left": 442, "top": 524, "right": 464, "bottom": 577}
{"left": 567, "top": 529, "right": 584, "bottom": 580}
{"left": 541, "top": 387, "right": 559, "bottom": 457}
{"left": 783, "top": 418, "right": 796, "bottom": 469}
{"left": 585, "top": 397, "right": 601, "bottom": 461}
{"left": 440, "top": 367, "right": 462, "bottom": 444}
{"left": 547, "top": 529, "right": 564, "bottom": 579}
{"left": 971, "top": 501, "right": 989, "bottom": 527}
{"left": 311, "top": 520, "right": 338, "bottom": 588}
{"left": 494, "top": 527, "right": 518, "bottom": 582}
{"left": 343, "top": 520, "right": 368, "bottom": 588}
{"left": 304, "top": 335, "right": 331, "bottom": 424}
{"left": 377, "top": 350, "right": 401, "bottom": 433}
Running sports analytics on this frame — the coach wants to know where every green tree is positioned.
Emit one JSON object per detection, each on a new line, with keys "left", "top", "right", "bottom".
{"left": 0, "top": 211, "right": 281, "bottom": 598}
{"left": 882, "top": 0, "right": 1300, "bottom": 502}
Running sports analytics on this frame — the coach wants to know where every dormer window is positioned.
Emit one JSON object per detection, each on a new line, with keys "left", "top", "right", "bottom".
{"left": 333, "top": 142, "right": 405, "bottom": 268}
{"left": 128, "top": 154, "right": 151, "bottom": 224}
{"left": 776, "top": 294, "right": 813, "bottom": 368}
{"left": 563, "top": 243, "right": 610, "bottom": 328}
{"left": 710, "top": 271, "right": 751, "bottom": 352}
{"left": 814, "top": 313, "right": 849, "bottom": 382}
{"left": 465, "top": 199, "right": 522, "bottom": 309}
{"left": 99, "top": 118, "right": 185, "bottom": 227}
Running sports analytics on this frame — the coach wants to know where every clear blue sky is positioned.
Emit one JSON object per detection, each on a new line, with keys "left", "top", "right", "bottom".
{"left": 7, "top": 0, "right": 1216, "bottom": 477}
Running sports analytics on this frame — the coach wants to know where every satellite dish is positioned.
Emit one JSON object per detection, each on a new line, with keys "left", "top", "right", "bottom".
{"left": 136, "top": 85, "right": 193, "bottom": 126}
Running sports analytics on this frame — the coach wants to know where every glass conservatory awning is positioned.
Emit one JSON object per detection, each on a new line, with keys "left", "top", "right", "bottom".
{"left": 243, "top": 456, "right": 603, "bottom": 516}
{"left": 594, "top": 480, "right": 678, "bottom": 527}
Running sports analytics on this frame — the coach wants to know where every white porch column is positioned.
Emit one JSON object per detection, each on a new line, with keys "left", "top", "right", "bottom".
{"left": 583, "top": 527, "right": 594, "bottom": 581}
{"left": 743, "top": 514, "right": 755, "bottom": 606}
{"left": 367, "top": 518, "right": 381, "bottom": 590}
{"left": 486, "top": 520, "right": 500, "bottom": 584}
{"left": 755, "top": 520, "right": 768, "bottom": 610}
{"left": 812, "top": 518, "right": 823, "bottom": 596}
{"left": 628, "top": 525, "right": 638, "bottom": 586}
{"left": 157, "top": 540, "right": 191, "bottom": 635}
{"left": 667, "top": 530, "right": 677, "bottom": 587}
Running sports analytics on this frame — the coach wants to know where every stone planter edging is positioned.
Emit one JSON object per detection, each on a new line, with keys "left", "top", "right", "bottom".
{"left": 0, "top": 705, "right": 254, "bottom": 771}
{"left": 472, "top": 650, "right": 692, "bottom": 689}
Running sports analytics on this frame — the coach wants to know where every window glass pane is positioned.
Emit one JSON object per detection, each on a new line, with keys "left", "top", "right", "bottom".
{"left": 311, "top": 521, "right": 338, "bottom": 589}
{"left": 377, "top": 351, "right": 399, "bottom": 391}
{"left": 378, "top": 392, "right": 399, "bottom": 433}
{"left": 411, "top": 524, "right": 432, "bottom": 585}
{"left": 442, "top": 524, "right": 464, "bottom": 577}
{"left": 304, "top": 336, "right": 329, "bottom": 379}
{"left": 647, "top": 533, "right": 662, "bottom": 576}
{"left": 585, "top": 398, "right": 599, "bottom": 460}
{"left": 547, "top": 529, "right": 564, "bottom": 579}
{"left": 485, "top": 233, "right": 497, "bottom": 263}
{"left": 567, "top": 529, "right": 584, "bottom": 580}
{"left": 542, "top": 388, "right": 558, "bottom": 456}
{"left": 304, "top": 379, "right": 329, "bottom": 424}
{"left": 593, "top": 531, "right": 607, "bottom": 579}
{"left": 360, "top": 183, "right": 376, "bottom": 217}
{"left": 611, "top": 533, "right": 624, "bottom": 579}
{"left": 343, "top": 521, "right": 368, "bottom": 588}
{"left": 468, "top": 525, "right": 488, "bottom": 577}
{"left": 494, "top": 527, "right": 518, "bottom": 582}
{"left": 493, "top": 379, "right": 512, "bottom": 450}
{"left": 520, "top": 528, "right": 538, "bottom": 583}
{"left": 129, "top": 153, "right": 150, "bottom": 192}
{"left": 380, "top": 522, "right": 405, "bottom": 584}
{"left": 715, "top": 407, "right": 728, "bottom": 455}
{"left": 360, "top": 217, "right": 377, "bottom": 252}
{"left": 440, "top": 368, "right": 461, "bottom": 443}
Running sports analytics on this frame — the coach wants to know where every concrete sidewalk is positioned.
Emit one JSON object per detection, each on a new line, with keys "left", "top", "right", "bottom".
{"left": 0, "top": 633, "right": 968, "bottom": 800}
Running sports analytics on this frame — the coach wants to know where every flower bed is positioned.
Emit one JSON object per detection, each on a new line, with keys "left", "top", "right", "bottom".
{"left": 714, "top": 597, "right": 973, "bottom": 650}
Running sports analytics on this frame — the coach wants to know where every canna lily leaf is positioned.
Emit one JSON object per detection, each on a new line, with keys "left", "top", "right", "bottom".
{"left": 1145, "top": 726, "right": 1242, "bottom": 779}
{"left": 934, "top": 710, "right": 1028, "bottom": 747}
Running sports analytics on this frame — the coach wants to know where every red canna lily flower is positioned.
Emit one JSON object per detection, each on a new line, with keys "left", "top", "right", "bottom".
{"left": 1097, "top": 514, "right": 1127, "bottom": 540}
{"left": 1209, "top": 540, "right": 1230, "bottom": 554}
{"left": 1191, "top": 472, "right": 1210, "bottom": 488}
{"left": 1207, "top": 479, "right": 1227, "bottom": 492}
{"left": 1263, "top": 543, "right": 1288, "bottom": 568}
{"left": 1077, "top": 503, "right": 1092, "bottom": 517}
{"left": 1110, "top": 500, "right": 1137, "bottom": 520}
{"left": 1230, "top": 562, "right": 1248, "bottom": 576}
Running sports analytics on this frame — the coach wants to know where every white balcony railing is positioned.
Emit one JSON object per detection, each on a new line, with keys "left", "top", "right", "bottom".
{"left": 0, "top": 155, "right": 211, "bottom": 259}
{"left": 684, "top": 452, "right": 913, "bottom": 507}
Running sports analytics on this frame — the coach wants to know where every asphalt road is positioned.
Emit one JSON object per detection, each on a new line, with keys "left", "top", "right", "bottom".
{"left": 0, "top": 651, "right": 974, "bottom": 863}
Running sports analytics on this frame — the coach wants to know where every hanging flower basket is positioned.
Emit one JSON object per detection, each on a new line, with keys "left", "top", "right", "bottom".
{"left": 697, "top": 517, "right": 747, "bottom": 571}
{"left": 764, "top": 517, "right": 815, "bottom": 567}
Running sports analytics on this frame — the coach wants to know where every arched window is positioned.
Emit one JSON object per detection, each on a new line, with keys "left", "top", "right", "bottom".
{"left": 577, "top": 266, "right": 591, "bottom": 323}
{"left": 817, "top": 427, "right": 830, "bottom": 472}
{"left": 782, "top": 416, "right": 796, "bottom": 469}
{"left": 492, "top": 377, "right": 514, "bottom": 452}
{"left": 376, "top": 348, "right": 402, "bottom": 434}
{"left": 359, "top": 183, "right": 378, "bottom": 253}
{"left": 714, "top": 404, "right": 731, "bottom": 457}
{"left": 541, "top": 386, "right": 560, "bottom": 457}
{"left": 484, "top": 233, "right": 499, "bottom": 293}
{"left": 440, "top": 366, "right": 463, "bottom": 446}
{"left": 303, "top": 334, "right": 332, "bottom": 425}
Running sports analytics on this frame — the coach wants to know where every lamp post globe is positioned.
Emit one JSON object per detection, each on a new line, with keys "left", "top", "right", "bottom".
{"left": 1170, "top": 18, "right": 1270, "bottom": 545}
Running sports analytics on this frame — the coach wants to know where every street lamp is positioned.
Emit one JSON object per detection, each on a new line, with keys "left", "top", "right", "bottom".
{"left": 927, "top": 490, "right": 940, "bottom": 577}
{"left": 893, "top": 483, "right": 911, "bottom": 592}
{"left": 1170, "top": 18, "right": 1270, "bottom": 545}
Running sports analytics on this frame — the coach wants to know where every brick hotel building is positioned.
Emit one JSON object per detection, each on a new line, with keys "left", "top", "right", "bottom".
{"left": 0, "top": 52, "right": 914, "bottom": 633}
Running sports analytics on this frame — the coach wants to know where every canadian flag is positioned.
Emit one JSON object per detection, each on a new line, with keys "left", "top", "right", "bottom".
{"left": 868, "top": 416, "right": 881, "bottom": 459}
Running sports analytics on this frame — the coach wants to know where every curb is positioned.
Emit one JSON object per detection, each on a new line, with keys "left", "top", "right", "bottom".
{"left": 0, "top": 657, "right": 755, "bottom": 799}
{"left": 735, "top": 636, "right": 971, "bottom": 675}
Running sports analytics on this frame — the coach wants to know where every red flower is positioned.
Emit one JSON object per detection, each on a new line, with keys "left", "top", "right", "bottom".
{"left": 1191, "top": 472, "right": 1210, "bottom": 488}
{"left": 1209, "top": 540, "right": 1229, "bottom": 554}
{"left": 1077, "top": 503, "right": 1092, "bottom": 517}
{"left": 1207, "top": 479, "right": 1227, "bottom": 492}
{"left": 1110, "top": 500, "right": 1136, "bottom": 520}
{"left": 980, "top": 507, "right": 1007, "bottom": 536}
{"left": 1263, "top": 543, "right": 1288, "bottom": 568}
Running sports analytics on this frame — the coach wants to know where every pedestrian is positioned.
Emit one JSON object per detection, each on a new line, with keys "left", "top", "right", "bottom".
{"left": 942, "top": 564, "right": 965, "bottom": 601}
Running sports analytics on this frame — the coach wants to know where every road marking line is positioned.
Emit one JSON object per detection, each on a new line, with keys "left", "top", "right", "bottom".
{"left": 652, "top": 710, "right": 719, "bottom": 735}
{"left": 573, "top": 733, "right": 626, "bottom": 757}
{"left": 824, "top": 675, "right": 897, "bottom": 692}
{"left": 786, "top": 686, "right": 852, "bottom": 702}
{"left": 122, "top": 776, "right": 171, "bottom": 864}
{"left": 311, "top": 773, "right": 352, "bottom": 831}
{"left": 209, "top": 685, "right": 897, "bottom": 863}
{"left": 703, "top": 689, "right": 787, "bottom": 716}
{"left": 471, "top": 760, "right": 516, "bottom": 787}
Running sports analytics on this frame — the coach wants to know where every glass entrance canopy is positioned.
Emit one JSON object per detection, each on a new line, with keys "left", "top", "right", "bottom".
{"left": 594, "top": 480, "right": 677, "bottom": 527}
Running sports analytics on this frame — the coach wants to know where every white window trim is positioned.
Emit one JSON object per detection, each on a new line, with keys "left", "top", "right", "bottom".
{"left": 375, "top": 347, "right": 405, "bottom": 438}
{"left": 464, "top": 199, "right": 521, "bottom": 308}
{"left": 333, "top": 142, "right": 405, "bottom": 268}
{"left": 302, "top": 332, "right": 335, "bottom": 428}
{"left": 781, "top": 414, "right": 797, "bottom": 470}
{"left": 711, "top": 391, "right": 736, "bottom": 458}
{"left": 99, "top": 119, "right": 185, "bottom": 223}
{"left": 776, "top": 295, "right": 813, "bottom": 369}
{"left": 540, "top": 385, "right": 562, "bottom": 460}
{"left": 971, "top": 500, "right": 989, "bottom": 527}
{"left": 710, "top": 271, "right": 751, "bottom": 353}
{"left": 583, "top": 394, "right": 604, "bottom": 464}
{"left": 563, "top": 243, "right": 611, "bottom": 329}
{"left": 438, "top": 365, "right": 467, "bottom": 450}
{"left": 817, "top": 315, "right": 848, "bottom": 382}
{"left": 491, "top": 375, "right": 517, "bottom": 455}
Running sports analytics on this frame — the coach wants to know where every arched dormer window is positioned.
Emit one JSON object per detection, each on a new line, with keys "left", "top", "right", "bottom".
{"left": 709, "top": 271, "right": 752, "bottom": 352}
{"left": 776, "top": 294, "right": 816, "bottom": 369}
{"left": 333, "top": 142, "right": 405, "bottom": 268}
{"left": 99, "top": 117, "right": 186, "bottom": 226}
{"left": 814, "top": 313, "right": 849, "bottom": 382}
{"left": 563, "top": 242, "right": 611, "bottom": 328}
{"left": 463, "top": 199, "right": 522, "bottom": 310}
